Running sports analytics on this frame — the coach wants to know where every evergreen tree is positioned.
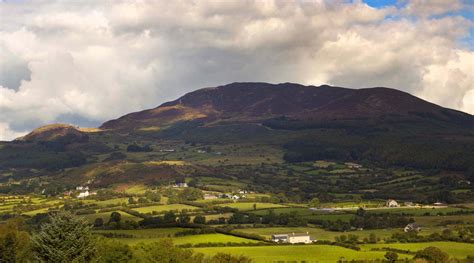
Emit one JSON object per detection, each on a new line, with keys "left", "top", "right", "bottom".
{"left": 31, "top": 211, "right": 98, "bottom": 262}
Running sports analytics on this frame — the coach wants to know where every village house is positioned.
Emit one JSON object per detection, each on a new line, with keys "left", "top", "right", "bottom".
{"left": 404, "top": 223, "right": 421, "bottom": 232}
{"left": 386, "top": 199, "right": 399, "bottom": 207}
{"left": 77, "top": 190, "right": 89, "bottom": 198}
{"left": 271, "top": 232, "right": 312, "bottom": 244}
{"left": 76, "top": 186, "right": 89, "bottom": 191}
{"left": 231, "top": 195, "right": 240, "bottom": 200}
{"left": 173, "top": 182, "right": 188, "bottom": 188}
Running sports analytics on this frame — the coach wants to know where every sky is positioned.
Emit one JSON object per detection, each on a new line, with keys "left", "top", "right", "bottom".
{"left": 0, "top": 0, "right": 473, "bottom": 141}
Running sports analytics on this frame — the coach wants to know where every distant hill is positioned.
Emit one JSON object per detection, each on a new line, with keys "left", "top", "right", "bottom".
{"left": 16, "top": 124, "right": 88, "bottom": 142}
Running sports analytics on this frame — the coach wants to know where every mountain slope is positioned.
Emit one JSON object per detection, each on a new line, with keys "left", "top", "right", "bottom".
{"left": 100, "top": 82, "right": 473, "bottom": 131}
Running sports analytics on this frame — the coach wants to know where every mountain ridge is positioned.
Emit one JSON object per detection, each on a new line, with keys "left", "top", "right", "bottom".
{"left": 99, "top": 82, "right": 473, "bottom": 131}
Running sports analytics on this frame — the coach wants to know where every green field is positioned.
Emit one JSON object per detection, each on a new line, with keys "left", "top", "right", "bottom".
{"left": 235, "top": 226, "right": 448, "bottom": 242}
{"left": 366, "top": 207, "right": 468, "bottom": 216}
{"left": 194, "top": 245, "right": 389, "bottom": 262}
{"left": 194, "top": 242, "right": 474, "bottom": 262}
{"left": 94, "top": 228, "right": 187, "bottom": 238}
{"left": 249, "top": 207, "right": 354, "bottom": 221}
{"left": 217, "top": 202, "right": 287, "bottom": 211}
{"left": 102, "top": 233, "right": 259, "bottom": 246}
{"left": 131, "top": 204, "right": 199, "bottom": 214}
{"left": 362, "top": 242, "right": 474, "bottom": 258}
{"left": 81, "top": 211, "right": 142, "bottom": 223}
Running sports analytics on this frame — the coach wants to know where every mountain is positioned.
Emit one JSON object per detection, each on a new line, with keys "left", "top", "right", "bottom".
{"left": 101, "top": 82, "right": 473, "bottom": 131}
{"left": 1, "top": 82, "right": 473, "bottom": 198}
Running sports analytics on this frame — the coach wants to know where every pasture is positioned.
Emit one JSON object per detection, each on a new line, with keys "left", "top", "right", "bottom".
{"left": 131, "top": 204, "right": 200, "bottom": 214}
{"left": 217, "top": 202, "right": 287, "bottom": 211}
{"left": 194, "top": 245, "right": 389, "bottom": 262}
{"left": 362, "top": 242, "right": 474, "bottom": 258}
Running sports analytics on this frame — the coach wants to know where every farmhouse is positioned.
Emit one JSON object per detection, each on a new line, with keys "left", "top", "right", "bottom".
{"left": 271, "top": 233, "right": 312, "bottom": 244}
{"left": 386, "top": 199, "right": 399, "bottom": 207}
{"left": 173, "top": 182, "right": 188, "bottom": 188}
{"left": 404, "top": 223, "right": 421, "bottom": 232}
{"left": 77, "top": 190, "right": 89, "bottom": 198}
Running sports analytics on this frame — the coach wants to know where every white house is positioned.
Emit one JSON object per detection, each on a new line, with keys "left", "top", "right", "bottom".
{"left": 231, "top": 195, "right": 240, "bottom": 200}
{"left": 77, "top": 191, "right": 89, "bottom": 198}
{"left": 288, "top": 233, "right": 312, "bottom": 244}
{"left": 386, "top": 199, "right": 399, "bottom": 207}
{"left": 173, "top": 182, "right": 188, "bottom": 188}
{"left": 404, "top": 223, "right": 421, "bottom": 232}
{"left": 76, "top": 186, "right": 89, "bottom": 191}
{"left": 272, "top": 233, "right": 312, "bottom": 244}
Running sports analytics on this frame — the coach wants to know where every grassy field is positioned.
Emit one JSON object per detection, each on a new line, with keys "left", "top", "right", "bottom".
{"left": 94, "top": 228, "right": 187, "bottom": 238}
{"left": 362, "top": 242, "right": 474, "bottom": 258}
{"left": 235, "top": 226, "right": 448, "bottom": 242}
{"left": 194, "top": 242, "right": 474, "bottom": 262}
{"left": 92, "top": 198, "right": 129, "bottom": 206}
{"left": 81, "top": 211, "right": 142, "bottom": 223}
{"left": 249, "top": 207, "right": 354, "bottom": 221}
{"left": 131, "top": 204, "right": 199, "bottom": 214}
{"left": 194, "top": 245, "right": 389, "bottom": 262}
{"left": 366, "top": 207, "right": 469, "bottom": 216}
{"left": 101, "top": 232, "right": 259, "bottom": 246}
{"left": 217, "top": 202, "right": 287, "bottom": 211}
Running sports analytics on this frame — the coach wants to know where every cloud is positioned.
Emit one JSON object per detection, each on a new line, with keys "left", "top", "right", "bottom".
{"left": 0, "top": 0, "right": 472, "bottom": 141}
{"left": 402, "top": 0, "right": 464, "bottom": 17}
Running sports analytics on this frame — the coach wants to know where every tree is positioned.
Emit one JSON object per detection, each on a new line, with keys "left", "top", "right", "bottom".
{"left": 253, "top": 203, "right": 257, "bottom": 210}
{"left": 94, "top": 218, "right": 104, "bottom": 228}
{"left": 193, "top": 215, "right": 206, "bottom": 224}
{"left": 210, "top": 253, "right": 252, "bottom": 263}
{"left": 414, "top": 247, "right": 449, "bottom": 263}
{"left": 163, "top": 211, "right": 176, "bottom": 223}
{"left": 178, "top": 188, "right": 203, "bottom": 201}
{"left": 0, "top": 218, "right": 31, "bottom": 262}
{"left": 356, "top": 207, "right": 366, "bottom": 217}
{"left": 134, "top": 239, "right": 203, "bottom": 262}
{"left": 31, "top": 211, "right": 98, "bottom": 262}
{"left": 178, "top": 212, "right": 190, "bottom": 224}
{"left": 109, "top": 212, "right": 122, "bottom": 224}
{"left": 309, "top": 197, "right": 320, "bottom": 208}
{"left": 96, "top": 239, "right": 136, "bottom": 263}
{"left": 128, "top": 197, "right": 136, "bottom": 204}
{"left": 384, "top": 251, "right": 398, "bottom": 262}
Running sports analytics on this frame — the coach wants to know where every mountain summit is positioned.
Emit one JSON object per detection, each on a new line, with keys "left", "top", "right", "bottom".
{"left": 101, "top": 82, "right": 473, "bottom": 131}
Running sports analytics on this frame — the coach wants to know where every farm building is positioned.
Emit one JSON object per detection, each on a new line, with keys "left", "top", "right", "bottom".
{"left": 404, "top": 223, "right": 421, "bottom": 232}
{"left": 272, "top": 234, "right": 288, "bottom": 243}
{"left": 386, "top": 199, "right": 399, "bottom": 207}
{"left": 77, "top": 190, "right": 89, "bottom": 198}
{"left": 271, "top": 233, "right": 312, "bottom": 244}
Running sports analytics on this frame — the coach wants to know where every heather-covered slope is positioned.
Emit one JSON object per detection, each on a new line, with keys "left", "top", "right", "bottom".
{"left": 101, "top": 82, "right": 473, "bottom": 131}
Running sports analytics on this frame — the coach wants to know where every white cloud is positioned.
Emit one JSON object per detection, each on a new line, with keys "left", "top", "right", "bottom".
{"left": 402, "top": 0, "right": 464, "bottom": 17}
{"left": 0, "top": 0, "right": 472, "bottom": 141}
